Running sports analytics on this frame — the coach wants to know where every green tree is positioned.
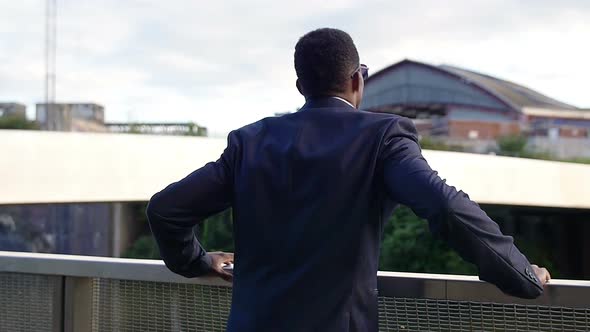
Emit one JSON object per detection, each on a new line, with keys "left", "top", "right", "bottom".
{"left": 565, "top": 157, "right": 590, "bottom": 164}
{"left": 126, "top": 205, "right": 487, "bottom": 275}
{"left": 419, "top": 136, "right": 464, "bottom": 152}
{"left": 122, "top": 203, "right": 160, "bottom": 259}
{"left": 0, "top": 116, "right": 39, "bottom": 130}
{"left": 123, "top": 208, "right": 234, "bottom": 259}
{"left": 126, "top": 205, "right": 559, "bottom": 278}
{"left": 379, "top": 206, "right": 476, "bottom": 274}
{"left": 496, "top": 135, "right": 590, "bottom": 165}
{"left": 198, "top": 209, "right": 234, "bottom": 251}
{"left": 497, "top": 135, "right": 528, "bottom": 157}
{"left": 128, "top": 123, "right": 142, "bottom": 134}
{"left": 512, "top": 236, "right": 559, "bottom": 278}
{"left": 123, "top": 235, "right": 161, "bottom": 259}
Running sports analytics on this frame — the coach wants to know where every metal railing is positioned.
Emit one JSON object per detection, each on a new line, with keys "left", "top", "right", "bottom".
{"left": 1, "top": 251, "right": 589, "bottom": 331}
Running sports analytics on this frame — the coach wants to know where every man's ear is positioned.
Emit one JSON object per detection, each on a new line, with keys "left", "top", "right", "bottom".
{"left": 296, "top": 79, "right": 304, "bottom": 96}
{"left": 351, "top": 72, "right": 361, "bottom": 93}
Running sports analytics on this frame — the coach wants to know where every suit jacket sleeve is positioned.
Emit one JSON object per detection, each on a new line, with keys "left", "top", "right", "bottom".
{"left": 146, "top": 131, "right": 237, "bottom": 278}
{"left": 380, "top": 117, "right": 543, "bottom": 299}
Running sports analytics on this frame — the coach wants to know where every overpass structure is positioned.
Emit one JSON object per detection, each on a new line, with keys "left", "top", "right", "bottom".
{"left": 1, "top": 130, "right": 589, "bottom": 208}
{"left": 1, "top": 130, "right": 589, "bottom": 275}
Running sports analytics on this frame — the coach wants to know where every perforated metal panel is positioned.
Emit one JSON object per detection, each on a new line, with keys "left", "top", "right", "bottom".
{"left": 378, "top": 297, "right": 590, "bottom": 332}
{"left": 2, "top": 272, "right": 589, "bottom": 331}
{"left": 3, "top": 252, "right": 590, "bottom": 331}
{"left": 0, "top": 272, "right": 61, "bottom": 332}
{"left": 90, "top": 278, "right": 590, "bottom": 332}
{"left": 91, "top": 278, "right": 232, "bottom": 332}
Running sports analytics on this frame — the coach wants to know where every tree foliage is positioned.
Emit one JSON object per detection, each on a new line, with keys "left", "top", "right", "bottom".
{"left": 419, "top": 136, "right": 464, "bottom": 152}
{"left": 123, "top": 235, "right": 161, "bottom": 259}
{"left": 497, "top": 135, "right": 528, "bottom": 157}
{"left": 123, "top": 208, "right": 234, "bottom": 259}
{"left": 198, "top": 209, "right": 234, "bottom": 251}
{"left": 379, "top": 206, "right": 476, "bottom": 274}
{"left": 125, "top": 206, "right": 484, "bottom": 275}
{"left": 126, "top": 204, "right": 559, "bottom": 277}
{"left": 0, "top": 116, "right": 39, "bottom": 130}
{"left": 565, "top": 157, "right": 590, "bottom": 164}
{"left": 496, "top": 135, "right": 590, "bottom": 165}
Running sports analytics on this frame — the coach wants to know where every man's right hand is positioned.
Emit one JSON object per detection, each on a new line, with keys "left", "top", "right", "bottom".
{"left": 532, "top": 264, "right": 551, "bottom": 286}
{"left": 207, "top": 252, "right": 234, "bottom": 282}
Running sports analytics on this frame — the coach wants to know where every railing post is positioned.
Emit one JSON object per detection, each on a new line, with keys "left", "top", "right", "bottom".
{"left": 51, "top": 275, "right": 64, "bottom": 332}
{"left": 63, "top": 276, "right": 93, "bottom": 332}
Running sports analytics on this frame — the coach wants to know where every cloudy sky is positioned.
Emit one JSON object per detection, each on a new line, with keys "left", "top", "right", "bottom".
{"left": 1, "top": 0, "right": 589, "bottom": 136}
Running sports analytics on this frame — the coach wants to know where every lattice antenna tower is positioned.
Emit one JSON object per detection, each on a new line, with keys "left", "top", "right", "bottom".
{"left": 45, "top": 0, "right": 57, "bottom": 107}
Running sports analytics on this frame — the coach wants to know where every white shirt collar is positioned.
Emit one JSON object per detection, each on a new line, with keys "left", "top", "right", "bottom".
{"left": 330, "top": 96, "right": 356, "bottom": 109}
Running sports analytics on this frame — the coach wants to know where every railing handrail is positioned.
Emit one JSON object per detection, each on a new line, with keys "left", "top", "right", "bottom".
{"left": 376, "top": 270, "right": 590, "bottom": 287}
{"left": 2, "top": 251, "right": 590, "bottom": 308}
{"left": 2, "top": 251, "right": 588, "bottom": 286}
{"left": 0, "top": 251, "right": 228, "bottom": 287}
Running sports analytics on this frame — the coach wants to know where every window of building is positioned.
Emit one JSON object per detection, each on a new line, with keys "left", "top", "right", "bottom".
{"left": 37, "top": 107, "right": 47, "bottom": 123}
{"left": 548, "top": 128, "right": 559, "bottom": 140}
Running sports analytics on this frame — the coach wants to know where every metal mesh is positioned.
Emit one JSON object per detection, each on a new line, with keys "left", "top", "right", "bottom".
{"left": 0, "top": 272, "right": 59, "bottom": 332}
{"left": 378, "top": 297, "right": 590, "bottom": 332}
{"left": 91, "top": 278, "right": 232, "bottom": 332}
{"left": 90, "top": 278, "right": 590, "bottom": 332}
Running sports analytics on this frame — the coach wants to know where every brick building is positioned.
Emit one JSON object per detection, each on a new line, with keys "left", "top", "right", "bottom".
{"left": 362, "top": 60, "right": 590, "bottom": 145}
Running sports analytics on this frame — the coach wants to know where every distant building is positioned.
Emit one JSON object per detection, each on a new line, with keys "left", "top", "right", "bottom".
{"left": 0, "top": 103, "right": 26, "bottom": 119}
{"left": 105, "top": 122, "right": 207, "bottom": 136}
{"left": 36, "top": 103, "right": 106, "bottom": 132}
{"left": 362, "top": 60, "right": 590, "bottom": 156}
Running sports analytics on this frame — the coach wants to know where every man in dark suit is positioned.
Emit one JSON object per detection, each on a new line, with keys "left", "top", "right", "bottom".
{"left": 147, "top": 28, "right": 550, "bottom": 331}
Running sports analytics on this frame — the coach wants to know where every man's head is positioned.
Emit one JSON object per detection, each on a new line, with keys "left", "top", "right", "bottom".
{"left": 294, "top": 28, "right": 366, "bottom": 108}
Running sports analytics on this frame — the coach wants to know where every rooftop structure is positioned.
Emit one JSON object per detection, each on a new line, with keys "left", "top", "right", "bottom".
{"left": 36, "top": 103, "right": 106, "bottom": 132}
{"left": 363, "top": 60, "right": 590, "bottom": 142}
{"left": 0, "top": 103, "right": 26, "bottom": 119}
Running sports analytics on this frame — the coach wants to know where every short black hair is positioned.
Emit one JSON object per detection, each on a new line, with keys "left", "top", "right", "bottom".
{"left": 294, "top": 28, "right": 360, "bottom": 97}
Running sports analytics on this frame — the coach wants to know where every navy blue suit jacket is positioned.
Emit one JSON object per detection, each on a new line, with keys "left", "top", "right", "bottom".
{"left": 147, "top": 97, "right": 543, "bottom": 332}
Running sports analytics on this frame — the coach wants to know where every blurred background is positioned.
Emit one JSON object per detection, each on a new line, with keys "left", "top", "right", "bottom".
{"left": 1, "top": 0, "right": 590, "bottom": 280}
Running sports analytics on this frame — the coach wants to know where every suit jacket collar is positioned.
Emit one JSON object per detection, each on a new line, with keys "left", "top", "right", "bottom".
{"left": 300, "top": 96, "right": 357, "bottom": 112}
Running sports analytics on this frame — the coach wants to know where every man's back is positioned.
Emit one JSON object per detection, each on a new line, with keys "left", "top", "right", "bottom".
{"left": 228, "top": 98, "right": 400, "bottom": 331}
{"left": 147, "top": 97, "right": 543, "bottom": 331}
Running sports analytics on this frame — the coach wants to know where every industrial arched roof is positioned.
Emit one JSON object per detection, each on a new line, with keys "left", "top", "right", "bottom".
{"left": 366, "top": 59, "right": 579, "bottom": 113}
{"left": 439, "top": 65, "right": 578, "bottom": 111}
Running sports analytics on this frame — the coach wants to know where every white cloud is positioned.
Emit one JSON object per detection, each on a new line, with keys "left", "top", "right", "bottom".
{"left": 0, "top": 0, "right": 589, "bottom": 134}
